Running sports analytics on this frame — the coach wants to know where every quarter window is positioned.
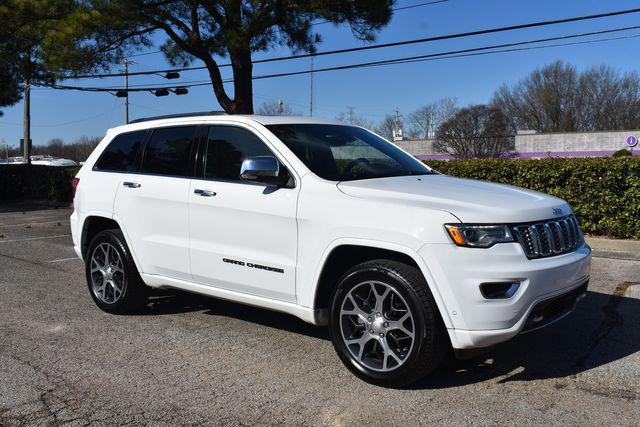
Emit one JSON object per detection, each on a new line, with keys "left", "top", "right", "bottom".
{"left": 94, "top": 130, "right": 147, "bottom": 172}
{"left": 141, "top": 126, "right": 197, "bottom": 177}
{"left": 205, "top": 126, "right": 273, "bottom": 181}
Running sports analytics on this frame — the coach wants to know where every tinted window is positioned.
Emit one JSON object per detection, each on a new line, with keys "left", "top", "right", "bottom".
{"left": 140, "top": 126, "right": 197, "bottom": 177}
{"left": 94, "top": 130, "right": 146, "bottom": 171}
{"left": 266, "top": 124, "right": 432, "bottom": 181}
{"left": 205, "top": 126, "right": 273, "bottom": 181}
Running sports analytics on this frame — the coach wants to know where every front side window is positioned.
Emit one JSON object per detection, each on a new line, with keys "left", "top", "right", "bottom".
{"left": 205, "top": 126, "right": 273, "bottom": 181}
{"left": 140, "top": 126, "right": 197, "bottom": 177}
{"left": 266, "top": 124, "right": 432, "bottom": 181}
{"left": 94, "top": 130, "right": 147, "bottom": 172}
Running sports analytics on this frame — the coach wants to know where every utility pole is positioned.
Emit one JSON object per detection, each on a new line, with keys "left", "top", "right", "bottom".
{"left": 393, "top": 107, "right": 403, "bottom": 141}
{"left": 347, "top": 106, "right": 355, "bottom": 124}
{"left": 23, "top": 79, "right": 31, "bottom": 164}
{"left": 309, "top": 57, "right": 314, "bottom": 117}
{"left": 123, "top": 59, "right": 134, "bottom": 124}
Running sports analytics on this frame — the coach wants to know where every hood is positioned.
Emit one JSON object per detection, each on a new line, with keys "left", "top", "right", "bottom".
{"left": 337, "top": 175, "right": 570, "bottom": 224}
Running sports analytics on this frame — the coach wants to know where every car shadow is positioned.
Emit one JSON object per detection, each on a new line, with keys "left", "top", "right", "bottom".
{"left": 140, "top": 289, "right": 329, "bottom": 341}
{"left": 137, "top": 285, "right": 640, "bottom": 388}
{"left": 413, "top": 285, "right": 640, "bottom": 389}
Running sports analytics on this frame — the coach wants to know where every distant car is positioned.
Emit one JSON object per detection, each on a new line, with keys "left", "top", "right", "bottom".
{"left": 70, "top": 113, "right": 591, "bottom": 387}
{"left": 31, "top": 156, "right": 78, "bottom": 167}
{"left": 1, "top": 156, "right": 78, "bottom": 166}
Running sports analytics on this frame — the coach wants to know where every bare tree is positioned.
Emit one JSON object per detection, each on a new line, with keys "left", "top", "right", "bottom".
{"left": 435, "top": 104, "right": 514, "bottom": 158}
{"left": 492, "top": 61, "right": 640, "bottom": 132}
{"left": 407, "top": 97, "right": 457, "bottom": 139}
{"left": 578, "top": 65, "right": 640, "bottom": 131}
{"left": 22, "top": 135, "right": 101, "bottom": 162}
{"left": 492, "top": 61, "right": 581, "bottom": 133}
{"left": 257, "top": 100, "right": 299, "bottom": 116}
{"left": 375, "top": 114, "right": 402, "bottom": 141}
{"left": 335, "top": 108, "right": 374, "bottom": 129}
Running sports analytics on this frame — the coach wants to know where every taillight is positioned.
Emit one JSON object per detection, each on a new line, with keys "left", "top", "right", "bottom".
{"left": 72, "top": 177, "right": 80, "bottom": 195}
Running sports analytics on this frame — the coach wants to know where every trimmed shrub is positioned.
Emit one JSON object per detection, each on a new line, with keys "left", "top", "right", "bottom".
{"left": 613, "top": 148, "right": 632, "bottom": 157}
{"left": 0, "top": 165, "right": 80, "bottom": 203}
{"left": 424, "top": 157, "right": 640, "bottom": 239}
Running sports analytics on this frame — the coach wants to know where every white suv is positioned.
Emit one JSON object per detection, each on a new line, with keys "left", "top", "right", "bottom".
{"left": 71, "top": 113, "right": 591, "bottom": 387}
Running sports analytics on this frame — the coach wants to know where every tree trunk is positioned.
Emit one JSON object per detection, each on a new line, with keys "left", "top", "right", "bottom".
{"left": 229, "top": 47, "right": 253, "bottom": 114}
{"left": 202, "top": 56, "right": 234, "bottom": 113}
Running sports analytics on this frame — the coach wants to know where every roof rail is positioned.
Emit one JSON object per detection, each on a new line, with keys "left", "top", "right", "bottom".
{"left": 129, "top": 111, "right": 227, "bottom": 124}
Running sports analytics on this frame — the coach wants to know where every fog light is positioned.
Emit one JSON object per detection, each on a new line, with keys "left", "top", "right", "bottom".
{"left": 480, "top": 282, "right": 520, "bottom": 299}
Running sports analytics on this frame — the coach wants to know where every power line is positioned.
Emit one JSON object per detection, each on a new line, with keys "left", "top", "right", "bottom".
{"left": 45, "top": 24, "right": 640, "bottom": 93}
{"left": 66, "top": 7, "right": 640, "bottom": 80}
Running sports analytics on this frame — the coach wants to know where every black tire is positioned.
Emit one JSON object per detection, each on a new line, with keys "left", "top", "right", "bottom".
{"left": 85, "top": 229, "right": 149, "bottom": 314}
{"left": 328, "top": 259, "right": 447, "bottom": 387}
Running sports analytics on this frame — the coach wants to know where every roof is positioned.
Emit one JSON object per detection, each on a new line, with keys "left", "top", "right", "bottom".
{"left": 117, "top": 112, "right": 340, "bottom": 130}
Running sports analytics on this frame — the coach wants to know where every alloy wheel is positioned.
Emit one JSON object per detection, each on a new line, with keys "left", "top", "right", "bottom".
{"left": 339, "top": 281, "right": 416, "bottom": 372}
{"left": 90, "top": 242, "right": 125, "bottom": 304}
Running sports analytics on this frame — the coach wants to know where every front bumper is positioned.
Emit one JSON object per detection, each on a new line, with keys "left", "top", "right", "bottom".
{"left": 419, "top": 241, "right": 591, "bottom": 349}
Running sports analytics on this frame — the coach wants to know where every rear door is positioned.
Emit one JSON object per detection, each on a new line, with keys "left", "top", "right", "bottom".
{"left": 82, "top": 130, "right": 148, "bottom": 218}
{"left": 114, "top": 125, "right": 201, "bottom": 281}
{"left": 188, "top": 124, "right": 299, "bottom": 302}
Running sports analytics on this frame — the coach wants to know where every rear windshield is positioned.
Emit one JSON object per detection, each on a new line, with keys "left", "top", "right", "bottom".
{"left": 266, "top": 124, "right": 432, "bottom": 181}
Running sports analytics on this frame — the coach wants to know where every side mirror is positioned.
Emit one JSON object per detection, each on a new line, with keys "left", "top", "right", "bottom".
{"left": 240, "top": 156, "right": 285, "bottom": 186}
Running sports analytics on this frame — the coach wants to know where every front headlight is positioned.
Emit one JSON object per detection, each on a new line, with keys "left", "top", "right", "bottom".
{"left": 445, "top": 224, "right": 514, "bottom": 248}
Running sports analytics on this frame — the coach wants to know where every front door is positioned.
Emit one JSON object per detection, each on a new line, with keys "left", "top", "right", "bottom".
{"left": 188, "top": 125, "right": 298, "bottom": 302}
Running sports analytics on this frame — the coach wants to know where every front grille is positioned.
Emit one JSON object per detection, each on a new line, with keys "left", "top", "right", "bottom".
{"left": 512, "top": 215, "right": 583, "bottom": 259}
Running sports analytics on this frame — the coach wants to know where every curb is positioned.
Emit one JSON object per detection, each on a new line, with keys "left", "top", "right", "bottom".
{"left": 586, "top": 237, "right": 640, "bottom": 261}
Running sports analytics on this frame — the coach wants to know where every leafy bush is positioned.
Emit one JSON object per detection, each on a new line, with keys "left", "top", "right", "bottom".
{"left": 425, "top": 157, "right": 640, "bottom": 239}
{"left": 0, "top": 165, "right": 80, "bottom": 203}
{"left": 613, "top": 148, "right": 632, "bottom": 157}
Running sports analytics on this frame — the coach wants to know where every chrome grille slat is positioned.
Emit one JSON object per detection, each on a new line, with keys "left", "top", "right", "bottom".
{"left": 513, "top": 215, "right": 583, "bottom": 259}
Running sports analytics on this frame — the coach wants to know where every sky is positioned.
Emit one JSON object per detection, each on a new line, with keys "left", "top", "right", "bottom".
{"left": 2, "top": 0, "right": 640, "bottom": 149}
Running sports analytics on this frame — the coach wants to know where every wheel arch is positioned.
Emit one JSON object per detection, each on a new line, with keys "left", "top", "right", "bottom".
{"left": 81, "top": 215, "right": 121, "bottom": 258}
{"left": 81, "top": 213, "right": 145, "bottom": 278}
{"left": 311, "top": 240, "right": 453, "bottom": 329}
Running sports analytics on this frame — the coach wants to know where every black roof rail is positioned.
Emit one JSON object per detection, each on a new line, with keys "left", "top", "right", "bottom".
{"left": 129, "top": 111, "right": 227, "bottom": 124}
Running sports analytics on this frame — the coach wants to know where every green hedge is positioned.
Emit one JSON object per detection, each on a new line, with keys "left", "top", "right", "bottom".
{"left": 1, "top": 159, "right": 638, "bottom": 239}
{"left": 424, "top": 157, "right": 640, "bottom": 239}
{"left": 0, "top": 165, "right": 81, "bottom": 203}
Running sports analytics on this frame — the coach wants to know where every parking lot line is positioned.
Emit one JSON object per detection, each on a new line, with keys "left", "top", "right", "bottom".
{"left": 0, "top": 234, "right": 70, "bottom": 244}
{"left": 48, "top": 257, "right": 80, "bottom": 263}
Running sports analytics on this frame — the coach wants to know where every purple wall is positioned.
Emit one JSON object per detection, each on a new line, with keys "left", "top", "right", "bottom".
{"left": 417, "top": 150, "right": 639, "bottom": 160}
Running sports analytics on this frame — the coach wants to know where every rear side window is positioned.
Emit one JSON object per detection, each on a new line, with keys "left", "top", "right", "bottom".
{"left": 140, "top": 126, "right": 197, "bottom": 177}
{"left": 94, "top": 130, "right": 147, "bottom": 171}
{"left": 205, "top": 126, "right": 273, "bottom": 181}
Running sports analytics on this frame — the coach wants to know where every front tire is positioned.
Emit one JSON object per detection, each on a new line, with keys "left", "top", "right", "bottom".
{"left": 85, "top": 229, "right": 148, "bottom": 314}
{"left": 329, "top": 260, "right": 447, "bottom": 387}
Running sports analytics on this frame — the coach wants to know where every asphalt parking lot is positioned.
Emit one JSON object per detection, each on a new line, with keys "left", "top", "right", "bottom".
{"left": 0, "top": 204, "right": 639, "bottom": 425}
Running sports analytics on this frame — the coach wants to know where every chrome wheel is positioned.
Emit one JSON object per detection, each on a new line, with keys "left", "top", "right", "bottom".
{"left": 340, "top": 281, "right": 415, "bottom": 372}
{"left": 90, "top": 243, "right": 125, "bottom": 304}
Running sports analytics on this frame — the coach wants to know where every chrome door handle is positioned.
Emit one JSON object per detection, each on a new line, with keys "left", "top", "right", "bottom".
{"left": 194, "top": 189, "right": 216, "bottom": 197}
{"left": 123, "top": 181, "right": 141, "bottom": 188}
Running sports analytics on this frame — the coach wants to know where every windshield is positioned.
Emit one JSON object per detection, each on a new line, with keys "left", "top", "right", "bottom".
{"left": 266, "top": 124, "right": 433, "bottom": 181}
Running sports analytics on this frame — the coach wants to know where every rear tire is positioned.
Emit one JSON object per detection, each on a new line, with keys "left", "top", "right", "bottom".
{"left": 329, "top": 259, "right": 447, "bottom": 387}
{"left": 85, "top": 229, "right": 148, "bottom": 314}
